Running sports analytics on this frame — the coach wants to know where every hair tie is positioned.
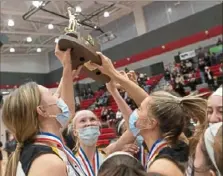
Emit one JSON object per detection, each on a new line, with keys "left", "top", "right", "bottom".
{"left": 16, "top": 142, "right": 24, "bottom": 152}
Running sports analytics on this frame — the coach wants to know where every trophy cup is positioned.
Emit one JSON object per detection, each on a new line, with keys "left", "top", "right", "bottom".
{"left": 58, "top": 7, "right": 110, "bottom": 83}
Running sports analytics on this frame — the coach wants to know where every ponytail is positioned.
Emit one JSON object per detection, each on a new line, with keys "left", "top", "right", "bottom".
{"left": 150, "top": 91, "right": 207, "bottom": 148}
{"left": 5, "top": 143, "right": 23, "bottom": 176}
{"left": 180, "top": 96, "right": 208, "bottom": 156}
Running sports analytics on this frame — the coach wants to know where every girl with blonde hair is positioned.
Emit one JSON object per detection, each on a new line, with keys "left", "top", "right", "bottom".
{"left": 91, "top": 52, "right": 207, "bottom": 176}
{"left": 2, "top": 45, "right": 85, "bottom": 176}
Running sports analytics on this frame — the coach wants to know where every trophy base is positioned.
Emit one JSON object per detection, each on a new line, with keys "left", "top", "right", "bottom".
{"left": 58, "top": 33, "right": 110, "bottom": 83}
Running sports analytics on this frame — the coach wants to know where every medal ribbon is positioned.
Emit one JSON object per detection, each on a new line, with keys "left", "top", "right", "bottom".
{"left": 35, "top": 132, "right": 86, "bottom": 176}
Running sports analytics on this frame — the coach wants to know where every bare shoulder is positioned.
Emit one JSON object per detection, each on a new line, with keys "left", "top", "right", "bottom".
{"left": 28, "top": 154, "right": 67, "bottom": 176}
{"left": 148, "top": 158, "right": 184, "bottom": 176}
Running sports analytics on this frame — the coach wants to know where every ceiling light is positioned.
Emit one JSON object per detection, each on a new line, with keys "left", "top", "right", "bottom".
{"left": 167, "top": 8, "right": 172, "bottom": 13}
{"left": 32, "top": 1, "right": 43, "bottom": 8}
{"left": 26, "top": 37, "right": 32, "bottom": 42}
{"left": 55, "top": 38, "right": 59, "bottom": 43}
{"left": 75, "top": 6, "right": 82, "bottom": 13}
{"left": 8, "top": 19, "right": 14, "bottom": 27}
{"left": 10, "top": 48, "right": 15, "bottom": 53}
{"left": 37, "top": 48, "right": 42, "bottom": 52}
{"left": 48, "top": 24, "right": 54, "bottom": 30}
{"left": 104, "top": 11, "right": 110, "bottom": 18}
{"left": 94, "top": 26, "right": 98, "bottom": 29}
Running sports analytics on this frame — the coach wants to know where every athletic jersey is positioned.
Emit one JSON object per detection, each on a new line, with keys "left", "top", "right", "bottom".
{"left": 146, "top": 140, "right": 189, "bottom": 173}
{"left": 16, "top": 144, "right": 83, "bottom": 176}
{"left": 75, "top": 147, "right": 106, "bottom": 176}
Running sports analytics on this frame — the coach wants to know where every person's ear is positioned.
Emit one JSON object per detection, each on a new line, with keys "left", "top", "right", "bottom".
{"left": 208, "top": 170, "right": 216, "bottom": 176}
{"left": 147, "top": 118, "right": 158, "bottom": 130}
{"left": 36, "top": 106, "right": 48, "bottom": 118}
{"left": 73, "top": 129, "right": 78, "bottom": 137}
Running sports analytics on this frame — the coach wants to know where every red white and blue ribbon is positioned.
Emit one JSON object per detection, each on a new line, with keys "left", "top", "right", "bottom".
{"left": 77, "top": 147, "right": 100, "bottom": 176}
{"left": 139, "top": 146, "right": 146, "bottom": 167}
{"left": 35, "top": 132, "right": 86, "bottom": 176}
{"left": 146, "top": 139, "right": 168, "bottom": 168}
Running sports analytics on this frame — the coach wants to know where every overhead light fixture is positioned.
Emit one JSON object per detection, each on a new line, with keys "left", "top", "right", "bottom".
{"left": 10, "top": 48, "right": 15, "bottom": 53}
{"left": 8, "top": 19, "right": 14, "bottom": 27}
{"left": 1, "top": 91, "right": 10, "bottom": 95}
{"left": 104, "top": 11, "right": 110, "bottom": 18}
{"left": 55, "top": 38, "right": 59, "bottom": 43}
{"left": 32, "top": 1, "right": 43, "bottom": 8}
{"left": 75, "top": 6, "right": 82, "bottom": 13}
{"left": 167, "top": 8, "right": 172, "bottom": 13}
{"left": 37, "top": 48, "right": 42, "bottom": 52}
{"left": 94, "top": 26, "right": 98, "bottom": 29}
{"left": 26, "top": 37, "right": 32, "bottom": 42}
{"left": 48, "top": 24, "right": 54, "bottom": 30}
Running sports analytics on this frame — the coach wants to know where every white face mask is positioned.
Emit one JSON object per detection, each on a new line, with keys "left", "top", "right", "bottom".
{"left": 78, "top": 126, "right": 100, "bottom": 146}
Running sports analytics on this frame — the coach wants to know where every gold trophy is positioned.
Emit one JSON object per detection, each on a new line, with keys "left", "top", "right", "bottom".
{"left": 58, "top": 7, "right": 110, "bottom": 83}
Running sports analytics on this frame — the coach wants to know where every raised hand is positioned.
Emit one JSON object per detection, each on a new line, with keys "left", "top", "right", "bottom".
{"left": 90, "top": 52, "right": 117, "bottom": 77}
{"left": 55, "top": 44, "right": 71, "bottom": 67}
{"left": 121, "top": 143, "right": 139, "bottom": 155}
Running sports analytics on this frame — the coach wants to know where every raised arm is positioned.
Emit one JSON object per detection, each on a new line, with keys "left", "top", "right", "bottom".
{"left": 106, "top": 80, "right": 132, "bottom": 121}
{"left": 104, "top": 130, "right": 136, "bottom": 155}
{"left": 55, "top": 46, "right": 75, "bottom": 118}
{"left": 91, "top": 52, "right": 148, "bottom": 106}
{"left": 54, "top": 45, "right": 82, "bottom": 119}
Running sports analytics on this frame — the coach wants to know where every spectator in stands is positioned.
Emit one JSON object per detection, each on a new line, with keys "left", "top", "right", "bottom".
{"left": 107, "top": 108, "right": 116, "bottom": 128}
{"left": 164, "top": 68, "right": 171, "bottom": 82}
{"left": 180, "top": 61, "right": 188, "bottom": 75}
{"left": 174, "top": 74, "right": 186, "bottom": 96}
{"left": 101, "top": 107, "right": 107, "bottom": 120}
{"left": 213, "top": 76, "right": 219, "bottom": 90}
{"left": 216, "top": 37, "right": 223, "bottom": 46}
{"left": 204, "top": 66, "right": 215, "bottom": 90}
{"left": 81, "top": 88, "right": 87, "bottom": 99}
{"left": 204, "top": 52, "right": 211, "bottom": 67}
{"left": 185, "top": 59, "right": 193, "bottom": 72}
{"left": 87, "top": 84, "right": 94, "bottom": 99}
{"left": 116, "top": 110, "right": 122, "bottom": 119}
{"left": 198, "top": 58, "right": 206, "bottom": 83}
{"left": 187, "top": 72, "right": 197, "bottom": 91}
{"left": 101, "top": 93, "right": 109, "bottom": 106}
{"left": 197, "top": 47, "right": 205, "bottom": 59}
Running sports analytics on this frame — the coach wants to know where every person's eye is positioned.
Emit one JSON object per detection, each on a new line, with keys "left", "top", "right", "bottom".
{"left": 207, "top": 109, "right": 213, "bottom": 115}
{"left": 90, "top": 118, "right": 96, "bottom": 122}
{"left": 80, "top": 119, "right": 86, "bottom": 123}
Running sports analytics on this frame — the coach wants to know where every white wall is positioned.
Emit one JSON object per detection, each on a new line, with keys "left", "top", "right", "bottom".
{"left": 143, "top": 1, "right": 220, "bottom": 32}
{"left": 49, "top": 51, "right": 62, "bottom": 71}
{"left": 0, "top": 54, "right": 50, "bottom": 73}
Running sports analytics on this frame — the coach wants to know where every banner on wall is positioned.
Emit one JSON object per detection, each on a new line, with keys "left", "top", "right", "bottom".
{"left": 209, "top": 44, "right": 223, "bottom": 54}
{"left": 179, "top": 50, "right": 196, "bottom": 60}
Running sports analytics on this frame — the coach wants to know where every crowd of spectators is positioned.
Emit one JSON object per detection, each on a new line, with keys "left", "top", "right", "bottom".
{"left": 164, "top": 39, "right": 223, "bottom": 96}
